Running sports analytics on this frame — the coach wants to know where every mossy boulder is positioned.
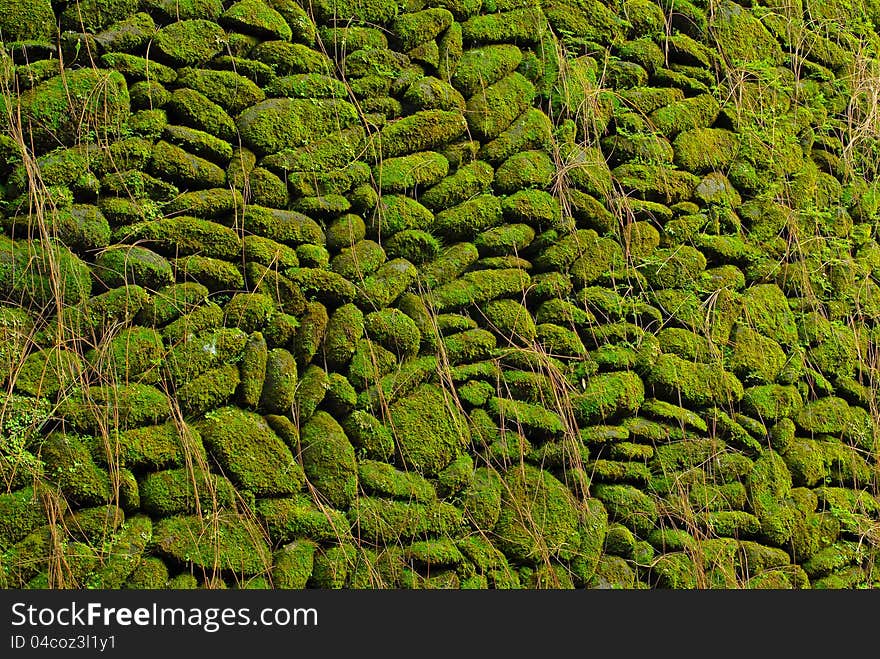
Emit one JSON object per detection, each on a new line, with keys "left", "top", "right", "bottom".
{"left": 139, "top": 467, "right": 237, "bottom": 517}
{"left": 466, "top": 72, "right": 536, "bottom": 141}
{"left": 645, "top": 354, "right": 743, "bottom": 408}
{"left": 39, "top": 433, "right": 112, "bottom": 507}
{"left": 451, "top": 44, "right": 523, "bottom": 97}
{"left": 153, "top": 19, "right": 226, "bottom": 66}
{"left": 259, "top": 348, "right": 298, "bottom": 415}
{"left": 421, "top": 161, "right": 494, "bottom": 211}
{"left": 0, "top": 0, "right": 55, "bottom": 41}
{"left": 237, "top": 98, "right": 359, "bottom": 156}
{"left": 709, "top": 0, "right": 784, "bottom": 67}
{"left": 15, "top": 68, "right": 129, "bottom": 150}
{"left": 378, "top": 109, "right": 468, "bottom": 158}
{"left": 729, "top": 324, "right": 787, "bottom": 384}
{"left": 389, "top": 384, "right": 470, "bottom": 476}
{"left": 571, "top": 371, "right": 645, "bottom": 423}
{"left": 494, "top": 150, "right": 555, "bottom": 194}
{"left": 197, "top": 406, "right": 304, "bottom": 496}
{"left": 673, "top": 128, "right": 740, "bottom": 173}
{"left": 94, "top": 245, "right": 173, "bottom": 291}
{"left": 375, "top": 151, "right": 450, "bottom": 192}
{"left": 299, "top": 411, "right": 358, "bottom": 510}
{"left": 493, "top": 462, "right": 582, "bottom": 563}
{"left": 153, "top": 512, "right": 271, "bottom": 575}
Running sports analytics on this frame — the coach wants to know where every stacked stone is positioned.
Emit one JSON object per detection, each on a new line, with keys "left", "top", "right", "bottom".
{"left": 0, "top": 0, "right": 879, "bottom": 589}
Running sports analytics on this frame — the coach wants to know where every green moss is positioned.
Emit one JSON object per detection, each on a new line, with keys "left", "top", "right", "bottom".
{"left": 346, "top": 338, "right": 397, "bottom": 391}
{"left": 374, "top": 151, "right": 449, "bottom": 193}
{"left": 153, "top": 512, "right": 271, "bottom": 575}
{"left": 243, "top": 206, "right": 325, "bottom": 246}
{"left": 176, "top": 363, "right": 240, "bottom": 416}
{"left": 0, "top": 235, "right": 92, "bottom": 309}
{"left": 161, "top": 302, "right": 225, "bottom": 345}
{"left": 197, "top": 406, "right": 303, "bottom": 496}
{"left": 377, "top": 110, "right": 468, "bottom": 160}
{"left": 329, "top": 240, "right": 387, "bottom": 281}
{"left": 59, "top": 383, "right": 171, "bottom": 433}
{"left": 429, "top": 268, "right": 530, "bottom": 313}
{"left": 648, "top": 93, "right": 720, "bottom": 138}
{"left": 348, "top": 497, "right": 463, "bottom": 543}
{"left": 794, "top": 396, "right": 850, "bottom": 435}
{"left": 139, "top": 467, "right": 237, "bottom": 516}
{"left": 534, "top": 322, "right": 585, "bottom": 357}
{"left": 571, "top": 371, "right": 644, "bottom": 423}
{"left": 85, "top": 514, "right": 152, "bottom": 589}
{"left": 271, "top": 540, "right": 317, "bottom": 589}
{"left": 389, "top": 7, "right": 451, "bottom": 50}
{"left": 466, "top": 73, "right": 536, "bottom": 142}
{"left": 493, "top": 464, "right": 580, "bottom": 562}
{"left": 16, "top": 67, "right": 129, "bottom": 150}
{"left": 99, "top": 53, "right": 176, "bottom": 86}
{"left": 311, "top": 0, "right": 398, "bottom": 22}
{"left": 219, "top": 0, "right": 292, "bottom": 40}
{"left": 237, "top": 98, "right": 358, "bottom": 156}
{"left": 741, "top": 385, "right": 804, "bottom": 423}
{"left": 388, "top": 383, "right": 470, "bottom": 476}
{"left": 360, "top": 308, "right": 420, "bottom": 360}
{"left": 293, "top": 411, "right": 357, "bottom": 510}
{"left": 322, "top": 303, "right": 365, "bottom": 370}
{"left": 461, "top": 7, "right": 547, "bottom": 45}
{"left": 0, "top": 0, "right": 55, "bottom": 41}
{"left": 476, "top": 108, "right": 550, "bottom": 166}
{"left": 290, "top": 364, "right": 326, "bottom": 421}
{"left": 337, "top": 411, "right": 391, "bottom": 462}
{"left": 222, "top": 293, "right": 276, "bottom": 334}
{"left": 257, "top": 495, "right": 349, "bottom": 544}
{"left": 316, "top": 374, "right": 354, "bottom": 419}
{"left": 93, "top": 12, "right": 157, "bottom": 53}
{"left": 492, "top": 150, "right": 553, "bottom": 195}
{"left": 149, "top": 140, "right": 226, "bottom": 189}
{"left": 12, "top": 346, "right": 82, "bottom": 399}
{"left": 384, "top": 230, "right": 441, "bottom": 264}
{"left": 358, "top": 460, "right": 437, "bottom": 503}
{"left": 359, "top": 258, "right": 419, "bottom": 308}
{"left": 117, "top": 421, "right": 206, "bottom": 471}
{"left": 255, "top": 347, "right": 296, "bottom": 415}
{"left": 672, "top": 127, "right": 740, "bottom": 174}
{"left": 479, "top": 298, "right": 536, "bottom": 344}
{"left": 729, "top": 324, "right": 787, "bottom": 384}
{"left": 450, "top": 44, "right": 523, "bottom": 98}
{"left": 282, "top": 301, "right": 322, "bottom": 366}
{"left": 645, "top": 353, "right": 744, "bottom": 408}
{"left": 489, "top": 396, "right": 565, "bottom": 439}
{"left": 38, "top": 433, "right": 111, "bottom": 506}
{"left": 153, "top": 19, "right": 226, "bottom": 66}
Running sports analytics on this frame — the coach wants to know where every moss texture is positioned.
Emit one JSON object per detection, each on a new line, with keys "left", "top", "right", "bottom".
{"left": 2, "top": 0, "right": 880, "bottom": 592}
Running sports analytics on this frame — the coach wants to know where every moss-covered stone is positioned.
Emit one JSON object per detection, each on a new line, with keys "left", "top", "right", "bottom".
{"left": 348, "top": 497, "right": 463, "bottom": 543}
{"left": 466, "top": 72, "right": 536, "bottom": 142}
{"left": 374, "top": 151, "right": 449, "bottom": 193}
{"left": 153, "top": 512, "right": 271, "bottom": 575}
{"left": 257, "top": 495, "right": 349, "bottom": 544}
{"left": 237, "top": 98, "right": 359, "bottom": 156}
{"left": 297, "top": 411, "right": 358, "bottom": 509}
{"left": 139, "top": 467, "right": 237, "bottom": 517}
{"left": 645, "top": 353, "right": 743, "bottom": 408}
{"left": 14, "top": 68, "right": 129, "bottom": 150}
{"left": 728, "top": 324, "right": 787, "bottom": 384}
{"left": 153, "top": 19, "right": 226, "bottom": 67}
{"left": 461, "top": 7, "right": 547, "bottom": 45}
{"left": 271, "top": 540, "right": 317, "bottom": 589}
{"left": 571, "top": 371, "right": 644, "bottom": 424}
{"left": 197, "top": 406, "right": 303, "bottom": 496}
{"left": 388, "top": 384, "right": 470, "bottom": 476}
